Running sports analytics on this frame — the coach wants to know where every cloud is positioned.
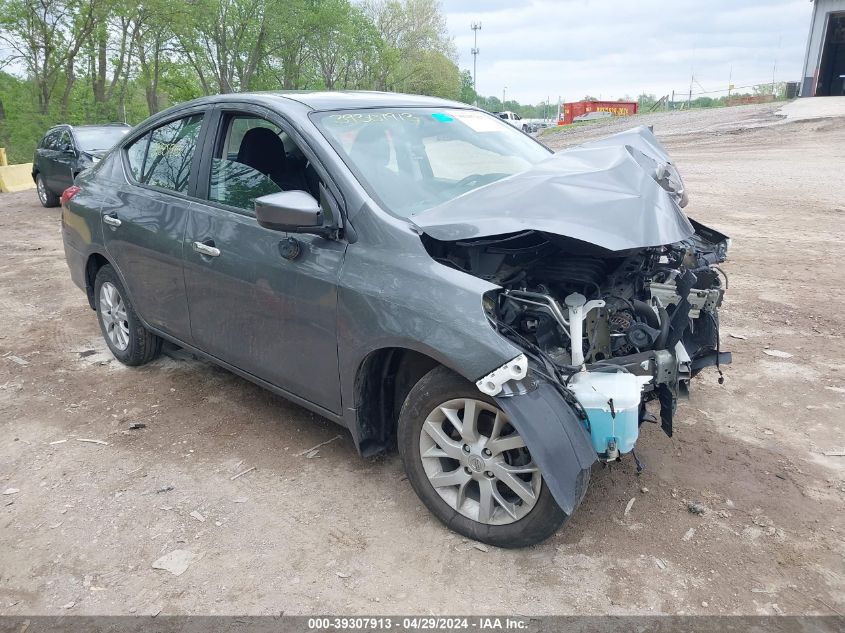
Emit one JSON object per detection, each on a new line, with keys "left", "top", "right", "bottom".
{"left": 441, "top": 0, "right": 811, "bottom": 103}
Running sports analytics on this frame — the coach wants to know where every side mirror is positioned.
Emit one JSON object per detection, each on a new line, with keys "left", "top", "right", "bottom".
{"left": 255, "top": 191, "right": 334, "bottom": 237}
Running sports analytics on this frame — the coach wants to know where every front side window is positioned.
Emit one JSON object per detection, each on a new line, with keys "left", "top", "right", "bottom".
{"left": 312, "top": 108, "right": 551, "bottom": 217}
{"left": 58, "top": 131, "right": 73, "bottom": 151}
{"left": 124, "top": 114, "right": 203, "bottom": 193}
{"left": 209, "top": 159, "right": 281, "bottom": 212}
{"left": 206, "top": 114, "right": 317, "bottom": 214}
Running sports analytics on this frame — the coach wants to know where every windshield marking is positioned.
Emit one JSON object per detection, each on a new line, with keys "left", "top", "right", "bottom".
{"left": 328, "top": 112, "right": 418, "bottom": 125}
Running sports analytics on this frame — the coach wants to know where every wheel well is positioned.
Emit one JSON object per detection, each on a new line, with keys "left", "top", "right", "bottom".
{"left": 84, "top": 253, "right": 110, "bottom": 309}
{"left": 354, "top": 348, "right": 441, "bottom": 456}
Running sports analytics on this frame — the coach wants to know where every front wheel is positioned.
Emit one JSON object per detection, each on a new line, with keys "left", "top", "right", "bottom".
{"left": 398, "top": 366, "right": 568, "bottom": 548}
{"left": 94, "top": 264, "right": 162, "bottom": 366}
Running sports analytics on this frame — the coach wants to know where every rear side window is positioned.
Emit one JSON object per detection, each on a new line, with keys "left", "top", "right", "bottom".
{"left": 124, "top": 114, "right": 204, "bottom": 193}
{"left": 41, "top": 130, "right": 60, "bottom": 150}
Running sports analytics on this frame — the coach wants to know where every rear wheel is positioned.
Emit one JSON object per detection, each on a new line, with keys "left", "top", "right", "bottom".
{"left": 398, "top": 366, "right": 568, "bottom": 548}
{"left": 36, "top": 174, "right": 59, "bottom": 207}
{"left": 94, "top": 265, "right": 162, "bottom": 366}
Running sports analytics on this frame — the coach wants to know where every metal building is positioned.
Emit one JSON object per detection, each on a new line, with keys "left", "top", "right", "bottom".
{"left": 801, "top": 0, "right": 845, "bottom": 96}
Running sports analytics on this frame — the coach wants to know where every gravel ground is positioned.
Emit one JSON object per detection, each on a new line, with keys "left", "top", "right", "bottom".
{"left": 1, "top": 104, "right": 844, "bottom": 616}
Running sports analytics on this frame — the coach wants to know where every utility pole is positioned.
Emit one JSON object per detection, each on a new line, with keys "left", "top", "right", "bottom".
{"left": 471, "top": 22, "right": 481, "bottom": 104}
{"left": 502, "top": 86, "right": 507, "bottom": 106}
{"left": 687, "top": 72, "right": 694, "bottom": 110}
{"left": 727, "top": 65, "right": 733, "bottom": 101}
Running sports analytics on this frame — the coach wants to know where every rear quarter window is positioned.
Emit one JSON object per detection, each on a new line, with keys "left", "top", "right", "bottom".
{"left": 125, "top": 134, "right": 150, "bottom": 181}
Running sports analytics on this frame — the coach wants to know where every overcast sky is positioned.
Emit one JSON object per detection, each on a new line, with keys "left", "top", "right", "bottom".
{"left": 442, "top": 0, "right": 813, "bottom": 105}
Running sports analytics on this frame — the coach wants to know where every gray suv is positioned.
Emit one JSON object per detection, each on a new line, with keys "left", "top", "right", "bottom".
{"left": 33, "top": 123, "right": 130, "bottom": 206}
{"left": 61, "top": 92, "right": 730, "bottom": 547}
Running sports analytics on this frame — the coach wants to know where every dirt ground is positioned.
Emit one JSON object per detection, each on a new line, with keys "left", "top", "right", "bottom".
{"left": 1, "top": 104, "right": 844, "bottom": 616}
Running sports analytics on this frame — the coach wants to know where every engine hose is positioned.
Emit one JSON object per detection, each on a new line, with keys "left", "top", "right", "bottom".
{"left": 655, "top": 305, "right": 670, "bottom": 350}
{"left": 632, "top": 299, "right": 659, "bottom": 329}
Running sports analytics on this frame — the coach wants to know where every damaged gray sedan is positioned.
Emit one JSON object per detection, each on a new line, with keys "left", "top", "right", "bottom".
{"left": 61, "top": 92, "right": 729, "bottom": 548}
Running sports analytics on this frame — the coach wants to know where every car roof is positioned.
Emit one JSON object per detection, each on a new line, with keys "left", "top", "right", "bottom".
{"left": 267, "top": 90, "right": 469, "bottom": 111}
{"left": 46, "top": 123, "right": 130, "bottom": 134}
{"left": 71, "top": 123, "right": 131, "bottom": 129}
{"left": 159, "top": 90, "right": 472, "bottom": 114}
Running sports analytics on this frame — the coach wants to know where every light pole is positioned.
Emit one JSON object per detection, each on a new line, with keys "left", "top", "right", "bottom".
{"left": 470, "top": 22, "right": 481, "bottom": 104}
{"left": 502, "top": 86, "right": 507, "bottom": 106}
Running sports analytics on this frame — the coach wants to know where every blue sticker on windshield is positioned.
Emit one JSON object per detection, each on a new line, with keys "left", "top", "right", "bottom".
{"left": 431, "top": 112, "right": 454, "bottom": 122}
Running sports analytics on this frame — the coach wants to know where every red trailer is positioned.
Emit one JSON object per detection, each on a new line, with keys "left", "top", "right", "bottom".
{"left": 558, "top": 100, "right": 638, "bottom": 125}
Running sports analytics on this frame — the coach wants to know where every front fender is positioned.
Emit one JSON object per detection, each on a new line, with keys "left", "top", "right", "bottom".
{"left": 495, "top": 380, "right": 596, "bottom": 515}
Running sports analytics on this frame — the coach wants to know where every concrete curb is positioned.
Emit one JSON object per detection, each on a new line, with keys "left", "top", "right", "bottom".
{"left": 0, "top": 163, "right": 35, "bottom": 193}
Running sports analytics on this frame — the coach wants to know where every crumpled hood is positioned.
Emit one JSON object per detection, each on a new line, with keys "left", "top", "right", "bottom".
{"left": 412, "top": 125, "right": 695, "bottom": 252}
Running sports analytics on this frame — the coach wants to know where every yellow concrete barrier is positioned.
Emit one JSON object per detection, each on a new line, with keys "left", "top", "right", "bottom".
{"left": 0, "top": 162, "right": 35, "bottom": 193}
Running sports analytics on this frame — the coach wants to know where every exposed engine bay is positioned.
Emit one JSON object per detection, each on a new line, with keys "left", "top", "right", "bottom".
{"left": 422, "top": 223, "right": 731, "bottom": 461}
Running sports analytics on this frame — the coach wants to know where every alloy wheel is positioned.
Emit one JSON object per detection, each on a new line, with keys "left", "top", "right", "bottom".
{"left": 99, "top": 282, "right": 130, "bottom": 351}
{"left": 419, "top": 398, "right": 541, "bottom": 525}
{"left": 36, "top": 176, "right": 47, "bottom": 205}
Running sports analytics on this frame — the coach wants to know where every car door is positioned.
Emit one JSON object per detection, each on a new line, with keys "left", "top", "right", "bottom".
{"left": 51, "top": 129, "right": 77, "bottom": 192}
{"left": 37, "top": 130, "right": 63, "bottom": 193}
{"left": 101, "top": 110, "right": 209, "bottom": 342}
{"left": 183, "top": 106, "right": 346, "bottom": 414}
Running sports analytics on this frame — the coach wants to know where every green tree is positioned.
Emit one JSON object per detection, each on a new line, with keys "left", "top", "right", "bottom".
{"left": 404, "top": 50, "right": 460, "bottom": 100}
{"left": 0, "top": 0, "right": 103, "bottom": 115}
{"left": 363, "top": 0, "right": 456, "bottom": 92}
{"left": 0, "top": 0, "right": 464, "bottom": 162}
{"left": 459, "top": 69, "right": 476, "bottom": 104}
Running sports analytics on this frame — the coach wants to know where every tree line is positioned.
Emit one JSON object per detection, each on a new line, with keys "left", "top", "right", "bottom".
{"left": 0, "top": 0, "right": 479, "bottom": 163}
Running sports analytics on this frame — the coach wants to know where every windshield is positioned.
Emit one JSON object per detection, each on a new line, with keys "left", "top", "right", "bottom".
{"left": 312, "top": 108, "right": 552, "bottom": 217}
{"left": 74, "top": 127, "right": 129, "bottom": 152}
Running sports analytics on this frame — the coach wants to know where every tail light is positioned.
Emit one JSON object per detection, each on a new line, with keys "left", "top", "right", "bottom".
{"left": 60, "top": 185, "right": 81, "bottom": 207}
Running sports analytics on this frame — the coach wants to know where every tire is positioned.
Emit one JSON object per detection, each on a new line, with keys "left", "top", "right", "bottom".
{"left": 94, "top": 264, "right": 162, "bottom": 366}
{"left": 36, "top": 173, "right": 59, "bottom": 207}
{"left": 398, "top": 366, "right": 568, "bottom": 548}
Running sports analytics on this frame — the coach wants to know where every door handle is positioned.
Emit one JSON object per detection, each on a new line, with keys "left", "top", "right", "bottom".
{"left": 103, "top": 214, "right": 121, "bottom": 227}
{"left": 193, "top": 241, "right": 220, "bottom": 257}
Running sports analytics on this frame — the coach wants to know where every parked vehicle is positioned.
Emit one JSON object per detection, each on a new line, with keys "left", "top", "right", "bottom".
{"left": 494, "top": 110, "right": 531, "bottom": 132}
{"left": 32, "top": 123, "right": 130, "bottom": 207}
{"left": 61, "top": 92, "right": 730, "bottom": 547}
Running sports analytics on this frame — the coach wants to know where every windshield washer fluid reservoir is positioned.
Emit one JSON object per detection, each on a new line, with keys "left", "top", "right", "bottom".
{"left": 568, "top": 372, "right": 652, "bottom": 457}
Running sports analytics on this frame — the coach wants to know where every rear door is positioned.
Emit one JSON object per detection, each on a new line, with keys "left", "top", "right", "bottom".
{"left": 183, "top": 105, "right": 346, "bottom": 414}
{"left": 101, "top": 110, "right": 209, "bottom": 341}
{"left": 51, "top": 129, "right": 77, "bottom": 192}
{"left": 37, "top": 129, "right": 63, "bottom": 192}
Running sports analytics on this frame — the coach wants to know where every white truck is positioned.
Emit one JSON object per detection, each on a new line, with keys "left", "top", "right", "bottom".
{"left": 494, "top": 110, "right": 530, "bottom": 132}
{"left": 494, "top": 111, "right": 555, "bottom": 133}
